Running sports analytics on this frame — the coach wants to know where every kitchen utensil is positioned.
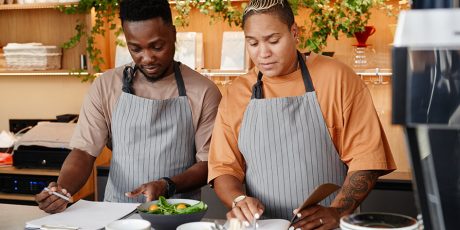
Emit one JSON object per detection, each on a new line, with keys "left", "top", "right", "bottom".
{"left": 289, "top": 183, "right": 341, "bottom": 225}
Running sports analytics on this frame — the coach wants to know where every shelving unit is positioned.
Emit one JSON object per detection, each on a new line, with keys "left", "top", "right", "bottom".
{"left": 0, "top": 2, "right": 89, "bottom": 75}
{"left": 0, "top": 2, "right": 76, "bottom": 11}
{"left": 0, "top": 70, "right": 89, "bottom": 77}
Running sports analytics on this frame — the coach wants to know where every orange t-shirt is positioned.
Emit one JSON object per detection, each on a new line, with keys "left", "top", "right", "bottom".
{"left": 208, "top": 53, "right": 396, "bottom": 183}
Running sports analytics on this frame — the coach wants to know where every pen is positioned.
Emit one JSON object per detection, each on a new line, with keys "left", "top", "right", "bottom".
{"left": 43, "top": 187, "right": 71, "bottom": 202}
{"left": 40, "top": 224, "right": 79, "bottom": 230}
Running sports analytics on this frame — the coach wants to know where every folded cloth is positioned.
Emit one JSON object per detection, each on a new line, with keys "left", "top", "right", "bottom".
{"left": 14, "top": 122, "right": 76, "bottom": 150}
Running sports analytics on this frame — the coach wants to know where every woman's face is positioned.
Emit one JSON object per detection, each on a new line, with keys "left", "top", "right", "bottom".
{"left": 243, "top": 13, "right": 298, "bottom": 77}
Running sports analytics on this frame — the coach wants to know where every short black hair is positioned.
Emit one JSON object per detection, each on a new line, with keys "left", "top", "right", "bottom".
{"left": 119, "top": 0, "right": 173, "bottom": 25}
{"left": 242, "top": 0, "right": 295, "bottom": 29}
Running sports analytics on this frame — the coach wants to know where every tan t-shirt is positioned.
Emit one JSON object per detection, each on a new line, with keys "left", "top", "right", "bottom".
{"left": 70, "top": 63, "right": 222, "bottom": 161}
{"left": 208, "top": 53, "right": 396, "bottom": 183}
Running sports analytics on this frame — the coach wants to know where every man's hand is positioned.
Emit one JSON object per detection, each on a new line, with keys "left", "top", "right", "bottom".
{"left": 35, "top": 182, "right": 72, "bottom": 214}
{"left": 289, "top": 205, "right": 340, "bottom": 230}
{"left": 125, "top": 180, "right": 168, "bottom": 202}
{"left": 226, "top": 196, "right": 264, "bottom": 227}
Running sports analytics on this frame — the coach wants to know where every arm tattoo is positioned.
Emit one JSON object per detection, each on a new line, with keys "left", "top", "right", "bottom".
{"left": 335, "top": 170, "right": 383, "bottom": 215}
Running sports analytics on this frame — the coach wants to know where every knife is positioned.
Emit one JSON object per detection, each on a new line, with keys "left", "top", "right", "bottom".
{"left": 288, "top": 183, "right": 341, "bottom": 226}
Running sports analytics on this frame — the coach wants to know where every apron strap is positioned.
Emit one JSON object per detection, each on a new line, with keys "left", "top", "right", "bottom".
{"left": 122, "top": 65, "right": 137, "bottom": 94}
{"left": 251, "top": 50, "right": 314, "bottom": 99}
{"left": 121, "top": 61, "right": 187, "bottom": 97}
{"left": 251, "top": 71, "right": 264, "bottom": 99}
{"left": 297, "top": 51, "right": 315, "bottom": 92}
{"left": 174, "top": 62, "right": 187, "bottom": 97}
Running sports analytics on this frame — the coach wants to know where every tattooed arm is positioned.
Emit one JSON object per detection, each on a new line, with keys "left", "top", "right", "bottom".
{"left": 290, "top": 170, "right": 385, "bottom": 230}
{"left": 331, "top": 170, "right": 384, "bottom": 216}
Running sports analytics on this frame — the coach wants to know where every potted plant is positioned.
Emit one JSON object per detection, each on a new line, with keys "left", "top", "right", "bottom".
{"left": 289, "top": 0, "right": 396, "bottom": 52}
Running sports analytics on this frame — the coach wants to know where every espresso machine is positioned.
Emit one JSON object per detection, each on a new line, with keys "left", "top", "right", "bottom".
{"left": 392, "top": 8, "right": 460, "bottom": 230}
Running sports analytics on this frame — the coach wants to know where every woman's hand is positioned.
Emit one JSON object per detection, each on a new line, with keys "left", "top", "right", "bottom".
{"left": 35, "top": 182, "right": 72, "bottom": 214}
{"left": 125, "top": 180, "right": 167, "bottom": 201}
{"left": 226, "top": 196, "right": 265, "bottom": 227}
{"left": 289, "top": 205, "right": 340, "bottom": 230}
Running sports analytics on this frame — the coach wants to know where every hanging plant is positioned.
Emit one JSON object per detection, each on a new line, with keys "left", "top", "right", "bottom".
{"left": 173, "top": 0, "right": 246, "bottom": 27}
{"left": 61, "top": 0, "right": 399, "bottom": 82}
{"left": 58, "top": 0, "right": 123, "bottom": 82}
{"left": 174, "top": 0, "right": 396, "bottom": 53}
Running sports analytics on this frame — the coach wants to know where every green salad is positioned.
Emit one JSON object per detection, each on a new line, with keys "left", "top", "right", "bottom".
{"left": 141, "top": 196, "right": 207, "bottom": 215}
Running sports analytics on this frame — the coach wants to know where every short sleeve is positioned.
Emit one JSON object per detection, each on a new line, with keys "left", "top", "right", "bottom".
{"left": 194, "top": 83, "right": 222, "bottom": 162}
{"left": 340, "top": 87, "right": 396, "bottom": 172}
{"left": 207, "top": 98, "right": 246, "bottom": 184}
{"left": 69, "top": 77, "right": 109, "bottom": 157}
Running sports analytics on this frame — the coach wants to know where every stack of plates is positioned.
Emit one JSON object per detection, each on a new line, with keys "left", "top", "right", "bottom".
{"left": 340, "top": 212, "right": 419, "bottom": 230}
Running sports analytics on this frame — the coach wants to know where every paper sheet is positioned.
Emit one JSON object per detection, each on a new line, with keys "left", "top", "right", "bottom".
{"left": 25, "top": 200, "right": 139, "bottom": 230}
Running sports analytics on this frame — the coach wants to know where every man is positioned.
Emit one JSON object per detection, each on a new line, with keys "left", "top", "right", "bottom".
{"left": 208, "top": 0, "right": 396, "bottom": 229}
{"left": 36, "top": 0, "right": 221, "bottom": 213}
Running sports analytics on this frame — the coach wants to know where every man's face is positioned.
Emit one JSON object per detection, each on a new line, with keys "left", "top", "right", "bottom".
{"left": 244, "top": 13, "right": 298, "bottom": 77}
{"left": 123, "top": 18, "right": 176, "bottom": 79}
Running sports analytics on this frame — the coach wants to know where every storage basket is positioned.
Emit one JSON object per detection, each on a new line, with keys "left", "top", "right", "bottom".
{"left": 3, "top": 43, "right": 62, "bottom": 70}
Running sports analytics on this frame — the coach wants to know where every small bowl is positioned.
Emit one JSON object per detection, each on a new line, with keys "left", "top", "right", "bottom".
{"left": 176, "top": 222, "right": 215, "bottom": 230}
{"left": 137, "top": 199, "right": 207, "bottom": 230}
{"left": 105, "top": 219, "right": 151, "bottom": 230}
{"left": 340, "top": 212, "right": 418, "bottom": 230}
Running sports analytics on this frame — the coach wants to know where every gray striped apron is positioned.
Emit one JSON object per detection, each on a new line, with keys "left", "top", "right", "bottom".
{"left": 238, "top": 52, "right": 347, "bottom": 219}
{"left": 104, "top": 62, "right": 198, "bottom": 202}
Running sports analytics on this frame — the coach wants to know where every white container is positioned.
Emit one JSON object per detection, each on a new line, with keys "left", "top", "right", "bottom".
{"left": 340, "top": 213, "right": 419, "bottom": 230}
{"left": 105, "top": 219, "right": 151, "bottom": 230}
{"left": 3, "top": 43, "right": 62, "bottom": 70}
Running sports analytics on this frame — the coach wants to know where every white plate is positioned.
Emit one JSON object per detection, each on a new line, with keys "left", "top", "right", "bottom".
{"left": 106, "top": 219, "right": 151, "bottom": 230}
{"left": 176, "top": 222, "right": 214, "bottom": 230}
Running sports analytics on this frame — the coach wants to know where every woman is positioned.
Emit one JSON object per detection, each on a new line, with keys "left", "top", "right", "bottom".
{"left": 208, "top": 0, "right": 396, "bottom": 229}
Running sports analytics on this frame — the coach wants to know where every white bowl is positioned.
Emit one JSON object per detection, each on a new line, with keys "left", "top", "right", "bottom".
{"left": 137, "top": 198, "right": 208, "bottom": 230}
{"left": 176, "top": 222, "right": 214, "bottom": 230}
{"left": 105, "top": 219, "right": 151, "bottom": 230}
{"left": 340, "top": 212, "right": 418, "bottom": 230}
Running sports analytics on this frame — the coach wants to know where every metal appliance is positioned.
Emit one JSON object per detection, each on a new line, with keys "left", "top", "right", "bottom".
{"left": 392, "top": 9, "right": 460, "bottom": 230}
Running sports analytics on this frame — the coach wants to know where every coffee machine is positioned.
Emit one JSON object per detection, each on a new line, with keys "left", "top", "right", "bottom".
{"left": 392, "top": 9, "right": 460, "bottom": 230}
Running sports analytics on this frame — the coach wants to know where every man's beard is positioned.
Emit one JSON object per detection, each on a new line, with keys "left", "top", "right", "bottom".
{"left": 137, "top": 65, "right": 171, "bottom": 83}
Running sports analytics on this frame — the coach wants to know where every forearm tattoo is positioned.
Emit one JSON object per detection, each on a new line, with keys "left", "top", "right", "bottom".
{"left": 335, "top": 170, "right": 383, "bottom": 215}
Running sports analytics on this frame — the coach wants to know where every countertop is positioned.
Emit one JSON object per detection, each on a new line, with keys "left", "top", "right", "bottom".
{"left": 0, "top": 203, "right": 47, "bottom": 230}
{"left": 0, "top": 203, "right": 223, "bottom": 230}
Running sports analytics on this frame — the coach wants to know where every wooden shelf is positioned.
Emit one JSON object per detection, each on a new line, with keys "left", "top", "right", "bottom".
{"left": 0, "top": 166, "right": 59, "bottom": 176}
{"left": 0, "top": 192, "right": 35, "bottom": 201}
{"left": 199, "top": 69, "right": 247, "bottom": 77}
{"left": 0, "top": 70, "right": 89, "bottom": 77}
{"left": 354, "top": 68, "right": 392, "bottom": 77}
{"left": 0, "top": 2, "right": 78, "bottom": 10}
{"left": 168, "top": 0, "right": 247, "bottom": 5}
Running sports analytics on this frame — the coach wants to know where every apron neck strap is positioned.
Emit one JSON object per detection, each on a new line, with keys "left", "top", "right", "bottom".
{"left": 174, "top": 62, "right": 187, "bottom": 97}
{"left": 251, "top": 51, "right": 314, "bottom": 99}
{"left": 298, "top": 51, "right": 315, "bottom": 93}
{"left": 122, "top": 65, "right": 137, "bottom": 94}
{"left": 122, "top": 61, "right": 187, "bottom": 97}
